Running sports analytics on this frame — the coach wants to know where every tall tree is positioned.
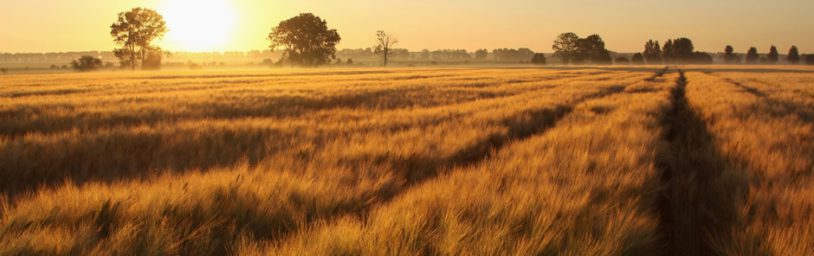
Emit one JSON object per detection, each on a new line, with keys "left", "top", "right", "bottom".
{"left": 110, "top": 8, "right": 167, "bottom": 70}
{"left": 662, "top": 39, "right": 674, "bottom": 63}
{"left": 745, "top": 47, "right": 759, "bottom": 64}
{"left": 643, "top": 40, "right": 662, "bottom": 64}
{"left": 578, "top": 34, "right": 611, "bottom": 64}
{"left": 788, "top": 46, "right": 801, "bottom": 64}
{"left": 268, "top": 13, "right": 341, "bottom": 67}
{"left": 672, "top": 38, "right": 695, "bottom": 63}
{"left": 552, "top": 32, "right": 580, "bottom": 65}
{"left": 767, "top": 45, "right": 779, "bottom": 64}
{"left": 374, "top": 31, "right": 398, "bottom": 66}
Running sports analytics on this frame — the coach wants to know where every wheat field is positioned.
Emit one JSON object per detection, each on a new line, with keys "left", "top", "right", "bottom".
{"left": 1, "top": 67, "right": 812, "bottom": 255}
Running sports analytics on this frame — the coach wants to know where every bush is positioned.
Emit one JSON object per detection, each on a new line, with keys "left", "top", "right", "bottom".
{"left": 614, "top": 57, "right": 630, "bottom": 65}
{"left": 0, "top": 68, "right": 7, "bottom": 74}
{"left": 71, "top": 56, "right": 103, "bottom": 72}
{"left": 530, "top": 53, "right": 547, "bottom": 65}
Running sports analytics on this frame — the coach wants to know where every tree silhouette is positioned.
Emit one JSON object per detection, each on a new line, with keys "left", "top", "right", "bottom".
{"left": 474, "top": 49, "right": 489, "bottom": 60}
{"left": 268, "top": 13, "right": 341, "bottom": 67}
{"left": 643, "top": 40, "right": 662, "bottom": 64}
{"left": 578, "top": 34, "right": 612, "bottom": 64}
{"left": 374, "top": 31, "right": 398, "bottom": 66}
{"left": 110, "top": 8, "right": 167, "bottom": 70}
{"left": 767, "top": 46, "right": 779, "bottom": 64}
{"left": 745, "top": 47, "right": 759, "bottom": 64}
{"left": 671, "top": 38, "right": 695, "bottom": 63}
{"left": 788, "top": 46, "right": 801, "bottom": 64}
{"left": 724, "top": 45, "right": 739, "bottom": 64}
{"left": 531, "top": 53, "right": 547, "bottom": 65}
{"left": 631, "top": 53, "right": 645, "bottom": 65}
{"left": 662, "top": 39, "right": 674, "bottom": 63}
{"left": 552, "top": 32, "right": 580, "bottom": 64}
{"left": 71, "top": 56, "right": 103, "bottom": 71}
{"left": 615, "top": 57, "right": 630, "bottom": 65}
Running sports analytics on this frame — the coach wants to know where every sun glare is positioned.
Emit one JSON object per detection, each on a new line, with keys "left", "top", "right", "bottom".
{"left": 159, "top": 0, "right": 237, "bottom": 52}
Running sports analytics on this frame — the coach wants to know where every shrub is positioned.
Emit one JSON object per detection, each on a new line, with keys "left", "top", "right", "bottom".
{"left": 530, "top": 53, "right": 547, "bottom": 65}
{"left": 615, "top": 57, "right": 630, "bottom": 65}
{"left": 71, "top": 56, "right": 103, "bottom": 72}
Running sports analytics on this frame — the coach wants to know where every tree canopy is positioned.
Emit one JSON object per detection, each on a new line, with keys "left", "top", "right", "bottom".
{"left": 268, "top": 13, "right": 341, "bottom": 67}
{"left": 553, "top": 33, "right": 611, "bottom": 65}
{"left": 767, "top": 46, "right": 779, "bottom": 64}
{"left": 552, "top": 33, "right": 580, "bottom": 64}
{"left": 745, "top": 47, "right": 759, "bottom": 64}
{"left": 643, "top": 40, "right": 662, "bottom": 64}
{"left": 788, "top": 46, "right": 801, "bottom": 64}
{"left": 724, "top": 45, "right": 740, "bottom": 64}
{"left": 110, "top": 8, "right": 167, "bottom": 70}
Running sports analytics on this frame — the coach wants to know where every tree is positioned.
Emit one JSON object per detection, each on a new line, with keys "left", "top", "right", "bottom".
{"left": 767, "top": 45, "right": 779, "bottom": 64}
{"left": 724, "top": 45, "right": 739, "bottom": 64}
{"left": 631, "top": 53, "right": 645, "bottom": 65}
{"left": 268, "top": 13, "right": 341, "bottom": 67}
{"left": 71, "top": 56, "right": 103, "bottom": 71}
{"left": 615, "top": 57, "right": 630, "bottom": 65}
{"left": 474, "top": 49, "right": 489, "bottom": 60}
{"left": 110, "top": 8, "right": 167, "bottom": 70}
{"left": 531, "top": 53, "right": 547, "bottom": 65}
{"left": 374, "top": 30, "right": 398, "bottom": 66}
{"left": 745, "top": 47, "right": 759, "bottom": 64}
{"left": 578, "top": 34, "right": 612, "bottom": 64}
{"left": 672, "top": 38, "right": 695, "bottom": 63}
{"left": 662, "top": 39, "right": 674, "bottom": 63}
{"left": 788, "top": 46, "right": 801, "bottom": 64}
{"left": 643, "top": 40, "right": 662, "bottom": 64}
{"left": 552, "top": 32, "right": 580, "bottom": 64}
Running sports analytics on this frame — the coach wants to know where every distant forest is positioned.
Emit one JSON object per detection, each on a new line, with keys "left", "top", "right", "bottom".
{"left": 2, "top": 46, "right": 811, "bottom": 70}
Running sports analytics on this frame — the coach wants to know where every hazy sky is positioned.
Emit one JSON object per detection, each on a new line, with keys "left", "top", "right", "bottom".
{"left": 1, "top": 0, "right": 813, "bottom": 53}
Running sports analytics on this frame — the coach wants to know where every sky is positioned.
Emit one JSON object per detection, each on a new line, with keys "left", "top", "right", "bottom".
{"left": 1, "top": 0, "right": 813, "bottom": 53}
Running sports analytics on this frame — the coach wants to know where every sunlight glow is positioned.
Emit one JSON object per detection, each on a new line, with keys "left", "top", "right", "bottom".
{"left": 159, "top": 0, "right": 237, "bottom": 52}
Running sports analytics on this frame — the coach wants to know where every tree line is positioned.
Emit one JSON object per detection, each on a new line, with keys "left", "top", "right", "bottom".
{"left": 59, "top": 8, "right": 814, "bottom": 71}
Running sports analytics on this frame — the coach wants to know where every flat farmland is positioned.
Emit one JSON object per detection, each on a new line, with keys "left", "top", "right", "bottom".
{"left": 1, "top": 67, "right": 812, "bottom": 255}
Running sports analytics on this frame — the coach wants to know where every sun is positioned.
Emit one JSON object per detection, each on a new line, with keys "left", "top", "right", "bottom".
{"left": 159, "top": 0, "right": 237, "bottom": 52}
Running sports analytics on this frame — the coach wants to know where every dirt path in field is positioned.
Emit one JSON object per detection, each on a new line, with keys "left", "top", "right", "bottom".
{"left": 656, "top": 70, "right": 739, "bottom": 255}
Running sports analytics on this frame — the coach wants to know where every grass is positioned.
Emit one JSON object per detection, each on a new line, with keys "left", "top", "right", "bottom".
{"left": 0, "top": 66, "right": 812, "bottom": 255}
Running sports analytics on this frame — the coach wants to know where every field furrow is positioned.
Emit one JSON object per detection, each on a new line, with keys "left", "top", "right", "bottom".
{"left": 257, "top": 73, "right": 676, "bottom": 255}
{"left": 681, "top": 72, "right": 814, "bottom": 255}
